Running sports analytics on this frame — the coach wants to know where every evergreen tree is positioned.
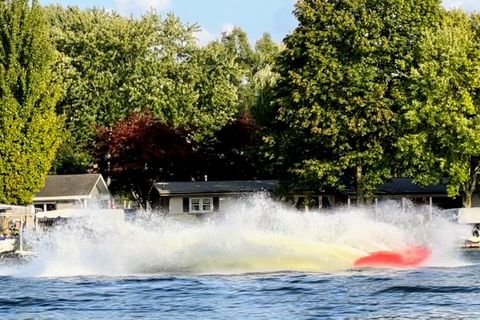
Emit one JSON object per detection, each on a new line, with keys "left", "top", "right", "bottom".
{"left": 0, "top": 0, "right": 63, "bottom": 204}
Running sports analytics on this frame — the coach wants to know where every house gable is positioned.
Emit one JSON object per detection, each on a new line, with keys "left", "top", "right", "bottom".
{"left": 35, "top": 174, "right": 109, "bottom": 201}
{"left": 34, "top": 174, "right": 112, "bottom": 211}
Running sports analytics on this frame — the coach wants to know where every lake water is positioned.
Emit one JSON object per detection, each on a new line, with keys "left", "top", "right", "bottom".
{"left": 1, "top": 196, "right": 478, "bottom": 319}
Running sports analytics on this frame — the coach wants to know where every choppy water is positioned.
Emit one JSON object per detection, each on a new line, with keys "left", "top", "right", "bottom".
{"left": 1, "top": 196, "right": 479, "bottom": 319}
{"left": 3, "top": 260, "right": 480, "bottom": 319}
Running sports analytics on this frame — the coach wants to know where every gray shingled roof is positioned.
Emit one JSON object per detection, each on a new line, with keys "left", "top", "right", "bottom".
{"left": 35, "top": 174, "right": 108, "bottom": 199}
{"left": 153, "top": 178, "right": 447, "bottom": 197}
{"left": 376, "top": 178, "right": 447, "bottom": 195}
{"left": 153, "top": 180, "right": 279, "bottom": 196}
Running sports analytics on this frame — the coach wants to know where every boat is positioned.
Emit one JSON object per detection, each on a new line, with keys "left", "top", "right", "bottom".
{"left": 452, "top": 208, "right": 480, "bottom": 249}
{"left": 354, "top": 246, "right": 431, "bottom": 268}
{"left": 438, "top": 208, "right": 480, "bottom": 249}
{"left": 463, "top": 238, "right": 480, "bottom": 249}
{"left": 0, "top": 236, "right": 17, "bottom": 255}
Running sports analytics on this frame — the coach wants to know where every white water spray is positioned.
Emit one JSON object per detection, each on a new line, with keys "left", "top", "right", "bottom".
{"left": 0, "top": 195, "right": 469, "bottom": 277}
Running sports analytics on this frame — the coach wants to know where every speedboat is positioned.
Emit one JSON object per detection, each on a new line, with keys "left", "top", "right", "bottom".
{"left": 462, "top": 235, "right": 480, "bottom": 249}
{"left": 444, "top": 208, "right": 480, "bottom": 249}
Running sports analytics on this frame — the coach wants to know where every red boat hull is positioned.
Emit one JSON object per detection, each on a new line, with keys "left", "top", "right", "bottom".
{"left": 354, "top": 246, "right": 431, "bottom": 269}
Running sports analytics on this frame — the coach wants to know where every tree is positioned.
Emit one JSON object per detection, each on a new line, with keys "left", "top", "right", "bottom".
{"left": 0, "top": 0, "right": 63, "bottom": 205}
{"left": 95, "top": 112, "right": 192, "bottom": 205}
{"left": 189, "top": 40, "right": 242, "bottom": 141}
{"left": 251, "top": 33, "right": 281, "bottom": 127}
{"left": 398, "top": 10, "right": 480, "bottom": 208}
{"left": 47, "top": 8, "right": 201, "bottom": 172}
{"left": 48, "top": 7, "right": 251, "bottom": 173}
{"left": 255, "top": 33, "right": 281, "bottom": 68}
{"left": 196, "top": 113, "right": 266, "bottom": 180}
{"left": 193, "top": 32, "right": 282, "bottom": 181}
{"left": 267, "top": 0, "right": 442, "bottom": 203}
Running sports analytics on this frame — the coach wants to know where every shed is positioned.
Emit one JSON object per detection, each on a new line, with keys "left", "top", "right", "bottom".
{"left": 33, "top": 174, "right": 111, "bottom": 212}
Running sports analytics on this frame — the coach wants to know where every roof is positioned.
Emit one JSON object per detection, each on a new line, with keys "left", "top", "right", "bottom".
{"left": 376, "top": 178, "right": 447, "bottom": 195}
{"left": 152, "top": 180, "right": 279, "bottom": 196}
{"left": 153, "top": 178, "right": 449, "bottom": 197}
{"left": 34, "top": 174, "right": 110, "bottom": 201}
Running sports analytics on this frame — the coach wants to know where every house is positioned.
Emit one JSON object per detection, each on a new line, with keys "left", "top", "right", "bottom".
{"left": 311, "top": 178, "right": 468, "bottom": 209}
{"left": 149, "top": 178, "right": 473, "bottom": 215}
{"left": 373, "top": 178, "right": 464, "bottom": 208}
{"left": 33, "top": 174, "right": 112, "bottom": 213}
{"left": 149, "top": 180, "right": 279, "bottom": 215}
{"left": 305, "top": 178, "right": 465, "bottom": 209}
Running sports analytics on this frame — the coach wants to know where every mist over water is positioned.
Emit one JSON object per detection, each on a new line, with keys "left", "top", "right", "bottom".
{"left": 0, "top": 195, "right": 471, "bottom": 278}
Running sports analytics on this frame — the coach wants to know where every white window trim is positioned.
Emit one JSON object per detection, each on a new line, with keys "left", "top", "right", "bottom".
{"left": 189, "top": 197, "right": 213, "bottom": 213}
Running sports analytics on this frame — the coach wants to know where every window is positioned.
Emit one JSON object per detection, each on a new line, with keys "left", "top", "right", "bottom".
{"left": 34, "top": 203, "right": 56, "bottom": 212}
{"left": 190, "top": 198, "right": 213, "bottom": 213}
{"left": 191, "top": 198, "right": 200, "bottom": 211}
{"left": 202, "top": 198, "right": 211, "bottom": 211}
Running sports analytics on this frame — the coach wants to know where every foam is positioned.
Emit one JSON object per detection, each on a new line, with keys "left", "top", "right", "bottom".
{"left": 0, "top": 195, "right": 469, "bottom": 277}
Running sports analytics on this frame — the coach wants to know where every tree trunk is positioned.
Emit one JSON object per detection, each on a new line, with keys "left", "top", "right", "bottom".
{"left": 356, "top": 165, "right": 365, "bottom": 205}
{"left": 463, "top": 179, "right": 475, "bottom": 209}
{"left": 463, "top": 192, "right": 472, "bottom": 208}
{"left": 463, "top": 170, "right": 479, "bottom": 208}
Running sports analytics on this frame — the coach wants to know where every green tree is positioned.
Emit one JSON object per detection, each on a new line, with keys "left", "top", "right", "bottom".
{"left": 398, "top": 11, "right": 480, "bottom": 208}
{"left": 194, "top": 31, "right": 282, "bottom": 180}
{"left": 268, "top": 0, "right": 441, "bottom": 203}
{"left": 251, "top": 33, "right": 281, "bottom": 126}
{"left": 255, "top": 33, "right": 280, "bottom": 68}
{"left": 48, "top": 7, "right": 250, "bottom": 173}
{"left": 47, "top": 8, "right": 201, "bottom": 171}
{"left": 189, "top": 40, "right": 242, "bottom": 141}
{"left": 0, "top": 0, "right": 63, "bottom": 204}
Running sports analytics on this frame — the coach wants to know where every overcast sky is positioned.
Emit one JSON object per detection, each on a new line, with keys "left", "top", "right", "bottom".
{"left": 40, "top": 0, "right": 480, "bottom": 45}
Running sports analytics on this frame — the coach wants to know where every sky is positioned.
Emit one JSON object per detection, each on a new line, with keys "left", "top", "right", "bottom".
{"left": 40, "top": 0, "right": 480, "bottom": 45}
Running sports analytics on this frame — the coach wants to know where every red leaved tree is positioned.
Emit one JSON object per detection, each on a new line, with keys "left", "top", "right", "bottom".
{"left": 96, "top": 112, "right": 193, "bottom": 205}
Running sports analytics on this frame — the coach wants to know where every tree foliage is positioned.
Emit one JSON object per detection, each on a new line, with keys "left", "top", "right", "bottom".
{"left": 0, "top": 0, "right": 63, "bottom": 205}
{"left": 398, "top": 11, "right": 480, "bottom": 207}
{"left": 196, "top": 113, "right": 267, "bottom": 180}
{"left": 251, "top": 33, "right": 282, "bottom": 127}
{"left": 47, "top": 7, "right": 253, "bottom": 172}
{"left": 5, "top": 1, "right": 480, "bottom": 209}
{"left": 267, "top": 0, "right": 442, "bottom": 202}
{"left": 46, "top": 8, "right": 198, "bottom": 171}
{"left": 95, "top": 112, "right": 192, "bottom": 204}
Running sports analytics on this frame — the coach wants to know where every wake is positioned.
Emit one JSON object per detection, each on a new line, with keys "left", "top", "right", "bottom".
{"left": 0, "top": 195, "right": 469, "bottom": 277}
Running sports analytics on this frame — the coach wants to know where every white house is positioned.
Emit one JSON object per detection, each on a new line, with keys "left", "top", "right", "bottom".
{"left": 149, "top": 180, "right": 279, "bottom": 215}
{"left": 149, "top": 177, "right": 473, "bottom": 215}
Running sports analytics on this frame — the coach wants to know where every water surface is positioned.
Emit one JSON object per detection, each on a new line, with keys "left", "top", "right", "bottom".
{"left": 1, "top": 197, "right": 476, "bottom": 319}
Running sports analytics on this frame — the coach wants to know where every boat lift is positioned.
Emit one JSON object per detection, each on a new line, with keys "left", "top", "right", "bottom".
{"left": 455, "top": 208, "right": 480, "bottom": 249}
{"left": 0, "top": 204, "right": 36, "bottom": 256}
